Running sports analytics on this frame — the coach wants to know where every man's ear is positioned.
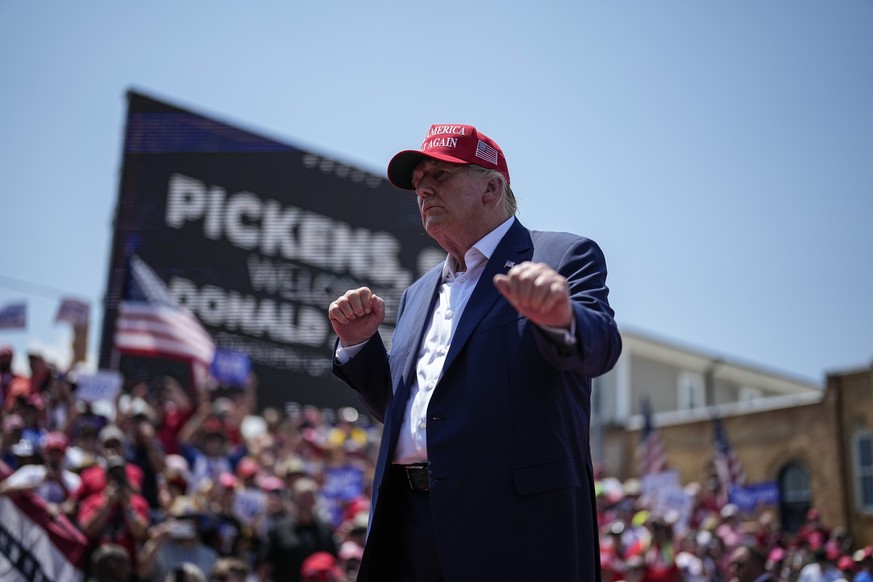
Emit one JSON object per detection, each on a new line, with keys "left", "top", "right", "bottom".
{"left": 481, "top": 175, "right": 503, "bottom": 205}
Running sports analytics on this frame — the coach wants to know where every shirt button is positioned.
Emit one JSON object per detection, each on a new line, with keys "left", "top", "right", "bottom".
{"left": 438, "top": 347, "right": 448, "bottom": 356}
{"left": 446, "top": 309, "right": 454, "bottom": 319}
{"left": 419, "top": 420, "right": 427, "bottom": 429}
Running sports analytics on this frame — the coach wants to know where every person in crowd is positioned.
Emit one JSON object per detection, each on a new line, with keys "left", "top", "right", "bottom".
{"left": 158, "top": 453, "right": 192, "bottom": 513}
{"left": 259, "top": 476, "right": 338, "bottom": 582}
{"left": 27, "top": 351, "right": 54, "bottom": 395}
{"left": 179, "top": 380, "right": 248, "bottom": 491}
{"left": 78, "top": 454, "right": 151, "bottom": 569}
{"left": 836, "top": 555, "right": 857, "bottom": 582}
{"left": 300, "top": 551, "right": 345, "bottom": 582}
{"left": 338, "top": 539, "right": 364, "bottom": 582}
{"left": 675, "top": 530, "right": 709, "bottom": 582}
{"left": 71, "top": 423, "right": 144, "bottom": 504}
{"left": 797, "top": 547, "right": 838, "bottom": 582}
{"left": 623, "top": 555, "right": 648, "bottom": 582}
{"left": 163, "top": 562, "right": 207, "bottom": 582}
{"left": 150, "top": 376, "right": 196, "bottom": 457}
{"left": 139, "top": 496, "right": 218, "bottom": 582}
{"left": 717, "top": 504, "right": 745, "bottom": 560}
{"left": 797, "top": 509, "right": 832, "bottom": 551}
{"left": 0, "top": 345, "right": 21, "bottom": 409}
{"left": 765, "top": 547, "right": 787, "bottom": 581}
{"left": 14, "top": 392, "right": 47, "bottom": 448}
{"left": 232, "top": 456, "right": 266, "bottom": 527}
{"left": 66, "top": 399, "right": 109, "bottom": 456}
{"left": 122, "top": 398, "right": 166, "bottom": 511}
{"left": 755, "top": 511, "right": 785, "bottom": 553}
{"left": 1, "top": 413, "right": 25, "bottom": 468}
{"left": 728, "top": 544, "right": 775, "bottom": 582}
{"left": 1, "top": 437, "right": 42, "bottom": 480}
{"left": 87, "top": 543, "right": 132, "bottom": 582}
{"left": 703, "top": 532, "right": 729, "bottom": 582}
{"left": 209, "top": 557, "right": 250, "bottom": 582}
{"left": 200, "top": 471, "right": 249, "bottom": 560}
{"left": 328, "top": 123, "right": 621, "bottom": 581}
{"left": 640, "top": 514, "right": 681, "bottom": 582}
{"left": 186, "top": 417, "right": 234, "bottom": 492}
{"left": 0, "top": 430, "right": 80, "bottom": 510}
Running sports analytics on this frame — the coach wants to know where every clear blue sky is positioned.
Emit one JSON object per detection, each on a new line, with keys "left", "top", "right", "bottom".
{"left": 1, "top": 1, "right": 871, "bottom": 384}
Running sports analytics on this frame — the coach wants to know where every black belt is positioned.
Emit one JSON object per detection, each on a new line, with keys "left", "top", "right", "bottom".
{"left": 394, "top": 463, "right": 429, "bottom": 493}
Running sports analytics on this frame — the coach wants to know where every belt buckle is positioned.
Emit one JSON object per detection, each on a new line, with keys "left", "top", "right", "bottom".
{"left": 404, "top": 463, "right": 429, "bottom": 492}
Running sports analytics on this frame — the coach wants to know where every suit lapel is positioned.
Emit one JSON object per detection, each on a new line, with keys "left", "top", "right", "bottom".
{"left": 382, "top": 265, "right": 443, "bottom": 457}
{"left": 440, "top": 219, "right": 533, "bottom": 374}
{"left": 395, "top": 266, "right": 443, "bottom": 392}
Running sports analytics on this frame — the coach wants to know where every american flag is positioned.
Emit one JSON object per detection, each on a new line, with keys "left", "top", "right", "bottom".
{"left": 113, "top": 255, "right": 215, "bottom": 365}
{"left": 636, "top": 397, "right": 668, "bottom": 478}
{"left": 0, "top": 460, "right": 89, "bottom": 581}
{"left": 475, "top": 139, "right": 499, "bottom": 165}
{"left": 712, "top": 415, "right": 747, "bottom": 507}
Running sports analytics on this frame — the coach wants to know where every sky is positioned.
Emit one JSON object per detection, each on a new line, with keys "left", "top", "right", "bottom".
{"left": 1, "top": 1, "right": 871, "bottom": 385}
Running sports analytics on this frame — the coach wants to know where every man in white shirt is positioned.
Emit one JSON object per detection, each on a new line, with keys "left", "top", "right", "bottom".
{"left": 0, "top": 431, "right": 80, "bottom": 509}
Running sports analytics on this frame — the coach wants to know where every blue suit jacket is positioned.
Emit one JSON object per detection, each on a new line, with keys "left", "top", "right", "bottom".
{"left": 334, "top": 218, "right": 622, "bottom": 581}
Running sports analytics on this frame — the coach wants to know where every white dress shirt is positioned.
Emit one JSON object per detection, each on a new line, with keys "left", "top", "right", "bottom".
{"left": 337, "top": 217, "right": 515, "bottom": 464}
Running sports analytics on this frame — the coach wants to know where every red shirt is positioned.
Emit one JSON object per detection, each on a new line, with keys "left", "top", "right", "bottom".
{"left": 78, "top": 490, "right": 149, "bottom": 565}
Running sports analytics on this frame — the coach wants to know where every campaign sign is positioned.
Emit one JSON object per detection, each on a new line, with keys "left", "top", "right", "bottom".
{"left": 641, "top": 470, "right": 693, "bottom": 533}
{"left": 99, "top": 91, "right": 444, "bottom": 410}
{"left": 0, "top": 302, "right": 26, "bottom": 329}
{"left": 730, "top": 481, "right": 780, "bottom": 512}
{"left": 55, "top": 298, "right": 90, "bottom": 328}
{"left": 76, "top": 370, "right": 124, "bottom": 403}
{"left": 211, "top": 348, "right": 251, "bottom": 388}
{"left": 323, "top": 465, "right": 364, "bottom": 526}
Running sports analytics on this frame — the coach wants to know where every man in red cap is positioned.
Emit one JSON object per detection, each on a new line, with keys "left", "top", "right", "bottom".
{"left": 0, "top": 431, "right": 81, "bottom": 509}
{"left": 329, "top": 124, "right": 621, "bottom": 580}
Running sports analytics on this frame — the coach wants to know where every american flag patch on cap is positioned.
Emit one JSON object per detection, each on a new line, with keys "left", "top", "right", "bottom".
{"left": 475, "top": 140, "right": 499, "bottom": 165}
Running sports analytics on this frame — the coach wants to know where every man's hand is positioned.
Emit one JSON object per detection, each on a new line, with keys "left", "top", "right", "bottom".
{"left": 493, "top": 262, "right": 573, "bottom": 329}
{"left": 328, "top": 287, "right": 386, "bottom": 347}
{"left": 105, "top": 481, "right": 123, "bottom": 505}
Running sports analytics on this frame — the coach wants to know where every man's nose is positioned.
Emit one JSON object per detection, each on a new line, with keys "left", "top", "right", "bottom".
{"left": 415, "top": 183, "right": 434, "bottom": 199}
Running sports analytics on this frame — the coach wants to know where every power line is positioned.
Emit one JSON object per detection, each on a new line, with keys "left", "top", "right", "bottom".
{"left": 0, "top": 275, "right": 91, "bottom": 302}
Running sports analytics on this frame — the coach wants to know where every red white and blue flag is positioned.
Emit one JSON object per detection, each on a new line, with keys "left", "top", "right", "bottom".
{"left": 637, "top": 397, "right": 668, "bottom": 478}
{"left": 0, "top": 462, "right": 88, "bottom": 582}
{"left": 113, "top": 255, "right": 215, "bottom": 365}
{"left": 713, "top": 415, "right": 747, "bottom": 507}
{"left": 475, "top": 139, "right": 499, "bottom": 165}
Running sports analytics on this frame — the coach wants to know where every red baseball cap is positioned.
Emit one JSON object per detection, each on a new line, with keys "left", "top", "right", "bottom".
{"left": 387, "top": 123, "right": 510, "bottom": 190}
{"left": 236, "top": 457, "right": 259, "bottom": 479}
{"left": 300, "top": 551, "right": 342, "bottom": 579}
{"left": 43, "top": 431, "right": 69, "bottom": 452}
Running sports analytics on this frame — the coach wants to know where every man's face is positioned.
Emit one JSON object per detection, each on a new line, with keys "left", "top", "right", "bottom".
{"left": 728, "top": 547, "right": 758, "bottom": 582}
{"left": 46, "top": 448, "right": 65, "bottom": 468}
{"left": 412, "top": 160, "right": 493, "bottom": 245}
{"left": 102, "top": 438, "right": 124, "bottom": 457}
{"left": 28, "top": 355, "right": 46, "bottom": 375}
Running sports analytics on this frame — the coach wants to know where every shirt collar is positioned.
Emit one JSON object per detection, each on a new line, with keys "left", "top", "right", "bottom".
{"left": 442, "top": 216, "right": 515, "bottom": 280}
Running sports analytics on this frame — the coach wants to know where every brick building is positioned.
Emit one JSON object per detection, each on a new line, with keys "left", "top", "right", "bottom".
{"left": 594, "top": 329, "right": 873, "bottom": 545}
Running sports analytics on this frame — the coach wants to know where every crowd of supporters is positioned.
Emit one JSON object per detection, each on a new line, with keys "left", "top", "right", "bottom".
{"left": 596, "top": 479, "right": 872, "bottom": 582}
{"left": 2, "top": 344, "right": 873, "bottom": 582}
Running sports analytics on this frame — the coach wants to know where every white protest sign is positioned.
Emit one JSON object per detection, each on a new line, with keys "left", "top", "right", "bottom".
{"left": 76, "top": 370, "right": 123, "bottom": 403}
